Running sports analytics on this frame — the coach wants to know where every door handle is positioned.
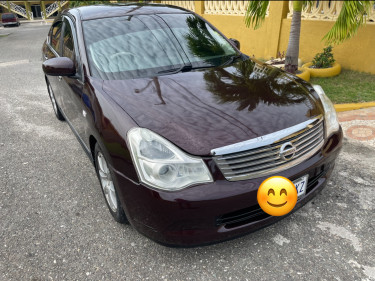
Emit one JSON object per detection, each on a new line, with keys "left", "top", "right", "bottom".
{"left": 58, "top": 76, "right": 62, "bottom": 81}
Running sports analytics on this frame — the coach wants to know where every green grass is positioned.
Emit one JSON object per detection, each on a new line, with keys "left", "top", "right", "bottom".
{"left": 310, "top": 69, "right": 375, "bottom": 104}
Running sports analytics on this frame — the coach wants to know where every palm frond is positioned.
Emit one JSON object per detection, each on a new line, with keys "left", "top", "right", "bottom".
{"left": 323, "top": 0, "right": 374, "bottom": 45}
{"left": 244, "top": 1, "right": 270, "bottom": 29}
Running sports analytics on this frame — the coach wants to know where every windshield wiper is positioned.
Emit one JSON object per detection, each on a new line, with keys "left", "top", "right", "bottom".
{"left": 221, "top": 54, "right": 243, "bottom": 66}
{"left": 157, "top": 64, "right": 192, "bottom": 74}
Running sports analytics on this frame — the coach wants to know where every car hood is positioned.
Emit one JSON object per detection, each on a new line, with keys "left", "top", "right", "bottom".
{"left": 102, "top": 59, "right": 323, "bottom": 156}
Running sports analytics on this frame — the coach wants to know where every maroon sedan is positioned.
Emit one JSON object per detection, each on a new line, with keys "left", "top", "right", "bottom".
{"left": 1, "top": 13, "right": 20, "bottom": 27}
{"left": 42, "top": 4, "right": 342, "bottom": 246}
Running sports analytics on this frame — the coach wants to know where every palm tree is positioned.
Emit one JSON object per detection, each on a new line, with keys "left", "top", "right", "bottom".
{"left": 69, "top": 1, "right": 108, "bottom": 7}
{"left": 204, "top": 60, "right": 309, "bottom": 112}
{"left": 184, "top": 15, "right": 227, "bottom": 63}
{"left": 69, "top": 1, "right": 140, "bottom": 7}
{"left": 245, "top": 0, "right": 374, "bottom": 74}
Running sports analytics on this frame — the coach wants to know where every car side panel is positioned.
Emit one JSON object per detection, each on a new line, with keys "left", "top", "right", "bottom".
{"left": 43, "top": 43, "right": 62, "bottom": 104}
{"left": 43, "top": 20, "right": 64, "bottom": 110}
{"left": 58, "top": 18, "right": 88, "bottom": 148}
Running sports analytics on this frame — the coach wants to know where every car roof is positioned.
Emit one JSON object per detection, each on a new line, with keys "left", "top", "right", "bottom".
{"left": 70, "top": 3, "right": 191, "bottom": 21}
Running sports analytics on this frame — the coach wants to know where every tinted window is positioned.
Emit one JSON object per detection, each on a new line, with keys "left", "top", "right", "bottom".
{"left": 162, "top": 14, "right": 236, "bottom": 64}
{"left": 82, "top": 14, "right": 237, "bottom": 80}
{"left": 62, "top": 20, "right": 75, "bottom": 62}
{"left": 50, "top": 22, "right": 63, "bottom": 54}
{"left": 2, "top": 14, "right": 16, "bottom": 20}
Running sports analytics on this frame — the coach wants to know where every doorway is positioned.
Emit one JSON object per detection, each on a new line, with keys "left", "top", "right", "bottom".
{"left": 31, "top": 5, "right": 41, "bottom": 18}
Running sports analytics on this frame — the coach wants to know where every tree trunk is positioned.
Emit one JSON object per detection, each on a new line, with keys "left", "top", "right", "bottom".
{"left": 285, "top": 1, "right": 302, "bottom": 74}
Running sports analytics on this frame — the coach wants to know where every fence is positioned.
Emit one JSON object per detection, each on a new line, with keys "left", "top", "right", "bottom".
{"left": 287, "top": 1, "right": 375, "bottom": 22}
{"left": 161, "top": 1, "right": 195, "bottom": 12}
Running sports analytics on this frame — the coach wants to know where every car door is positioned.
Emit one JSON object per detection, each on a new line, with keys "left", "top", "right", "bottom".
{"left": 59, "top": 16, "right": 89, "bottom": 149}
{"left": 44, "top": 21, "right": 63, "bottom": 107}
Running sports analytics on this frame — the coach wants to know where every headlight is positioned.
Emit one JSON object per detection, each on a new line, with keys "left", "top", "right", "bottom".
{"left": 313, "top": 85, "right": 340, "bottom": 137}
{"left": 127, "top": 128, "right": 213, "bottom": 191}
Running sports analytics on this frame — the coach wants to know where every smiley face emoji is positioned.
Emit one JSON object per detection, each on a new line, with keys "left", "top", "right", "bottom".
{"left": 257, "top": 176, "right": 297, "bottom": 216}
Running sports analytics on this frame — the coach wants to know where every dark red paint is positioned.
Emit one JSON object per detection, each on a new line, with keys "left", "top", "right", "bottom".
{"left": 42, "top": 57, "right": 76, "bottom": 77}
{"left": 42, "top": 4, "right": 343, "bottom": 246}
{"left": 1, "top": 13, "right": 20, "bottom": 26}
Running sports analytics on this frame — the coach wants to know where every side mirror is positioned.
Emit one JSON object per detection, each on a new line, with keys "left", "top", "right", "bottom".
{"left": 229, "top": 38, "right": 240, "bottom": 50}
{"left": 43, "top": 57, "right": 76, "bottom": 77}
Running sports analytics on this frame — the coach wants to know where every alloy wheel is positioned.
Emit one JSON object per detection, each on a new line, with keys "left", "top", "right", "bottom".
{"left": 97, "top": 152, "right": 118, "bottom": 212}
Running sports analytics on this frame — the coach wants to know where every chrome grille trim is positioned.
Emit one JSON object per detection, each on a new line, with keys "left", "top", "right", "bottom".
{"left": 212, "top": 116, "right": 324, "bottom": 181}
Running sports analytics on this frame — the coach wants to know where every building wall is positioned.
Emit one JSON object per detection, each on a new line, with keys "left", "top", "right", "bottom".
{"left": 161, "top": 0, "right": 375, "bottom": 74}
{"left": 203, "top": 14, "right": 273, "bottom": 59}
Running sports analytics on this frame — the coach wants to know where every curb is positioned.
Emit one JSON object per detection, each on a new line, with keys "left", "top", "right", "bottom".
{"left": 296, "top": 67, "right": 310, "bottom": 82}
{"left": 302, "top": 62, "right": 341, "bottom": 78}
{"left": 21, "top": 22, "right": 49, "bottom": 25}
{"left": 334, "top": 102, "right": 375, "bottom": 112}
{"left": 19, "top": 20, "right": 53, "bottom": 25}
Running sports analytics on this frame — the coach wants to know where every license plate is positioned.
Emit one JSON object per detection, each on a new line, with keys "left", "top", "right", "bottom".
{"left": 293, "top": 175, "right": 309, "bottom": 199}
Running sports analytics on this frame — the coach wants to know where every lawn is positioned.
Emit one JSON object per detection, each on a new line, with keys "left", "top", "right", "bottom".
{"left": 310, "top": 69, "right": 375, "bottom": 104}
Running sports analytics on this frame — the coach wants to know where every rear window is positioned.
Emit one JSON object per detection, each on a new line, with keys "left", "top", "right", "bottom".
{"left": 2, "top": 14, "right": 16, "bottom": 20}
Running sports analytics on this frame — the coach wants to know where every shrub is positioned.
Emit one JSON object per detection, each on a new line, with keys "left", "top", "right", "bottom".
{"left": 311, "top": 46, "right": 335, "bottom": 68}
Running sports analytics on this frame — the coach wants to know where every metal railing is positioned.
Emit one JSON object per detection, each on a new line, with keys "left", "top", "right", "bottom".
{"left": 204, "top": 1, "right": 269, "bottom": 16}
{"left": 287, "top": 0, "right": 375, "bottom": 23}
{"left": 42, "top": 1, "right": 69, "bottom": 19}
{"left": 0, "top": 1, "right": 33, "bottom": 19}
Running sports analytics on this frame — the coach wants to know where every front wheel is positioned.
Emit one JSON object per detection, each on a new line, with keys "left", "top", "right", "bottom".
{"left": 95, "top": 143, "right": 128, "bottom": 223}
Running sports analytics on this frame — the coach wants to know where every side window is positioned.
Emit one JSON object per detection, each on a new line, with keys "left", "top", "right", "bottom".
{"left": 62, "top": 20, "right": 75, "bottom": 62}
{"left": 62, "top": 19, "right": 82, "bottom": 79}
{"left": 50, "top": 22, "right": 63, "bottom": 54}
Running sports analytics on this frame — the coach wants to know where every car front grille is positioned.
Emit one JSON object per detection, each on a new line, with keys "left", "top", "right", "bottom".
{"left": 213, "top": 116, "right": 324, "bottom": 181}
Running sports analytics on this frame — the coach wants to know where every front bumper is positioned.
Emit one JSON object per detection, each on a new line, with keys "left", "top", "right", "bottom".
{"left": 114, "top": 128, "right": 343, "bottom": 247}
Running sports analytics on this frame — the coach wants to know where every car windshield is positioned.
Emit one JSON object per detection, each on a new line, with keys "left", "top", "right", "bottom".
{"left": 82, "top": 13, "right": 238, "bottom": 80}
{"left": 2, "top": 14, "right": 16, "bottom": 20}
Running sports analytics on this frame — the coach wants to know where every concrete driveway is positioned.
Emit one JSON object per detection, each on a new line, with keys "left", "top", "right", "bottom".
{"left": 0, "top": 23, "right": 374, "bottom": 281}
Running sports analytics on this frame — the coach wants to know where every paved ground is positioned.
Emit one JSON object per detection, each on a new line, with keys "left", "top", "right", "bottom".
{"left": 338, "top": 108, "right": 375, "bottom": 146}
{"left": 0, "top": 24, "right": 374, "bottom": 281}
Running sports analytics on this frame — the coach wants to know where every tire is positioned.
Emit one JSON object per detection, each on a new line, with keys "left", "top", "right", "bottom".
{"left": 46, "top": 80, "right": 65, "bottom": 121}
{"left": 94, "top": 143, "right": 128, "bottom": 223}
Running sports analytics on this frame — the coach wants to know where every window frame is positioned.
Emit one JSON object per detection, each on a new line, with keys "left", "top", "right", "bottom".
{"left": 62, "top": 19, "right": 75, "bottom": 62}
{"left": 49, "top": 21, "right": 63, "bottom": 56}
{"left": 61, "top": 15, "right": 84, "bottom": 82}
